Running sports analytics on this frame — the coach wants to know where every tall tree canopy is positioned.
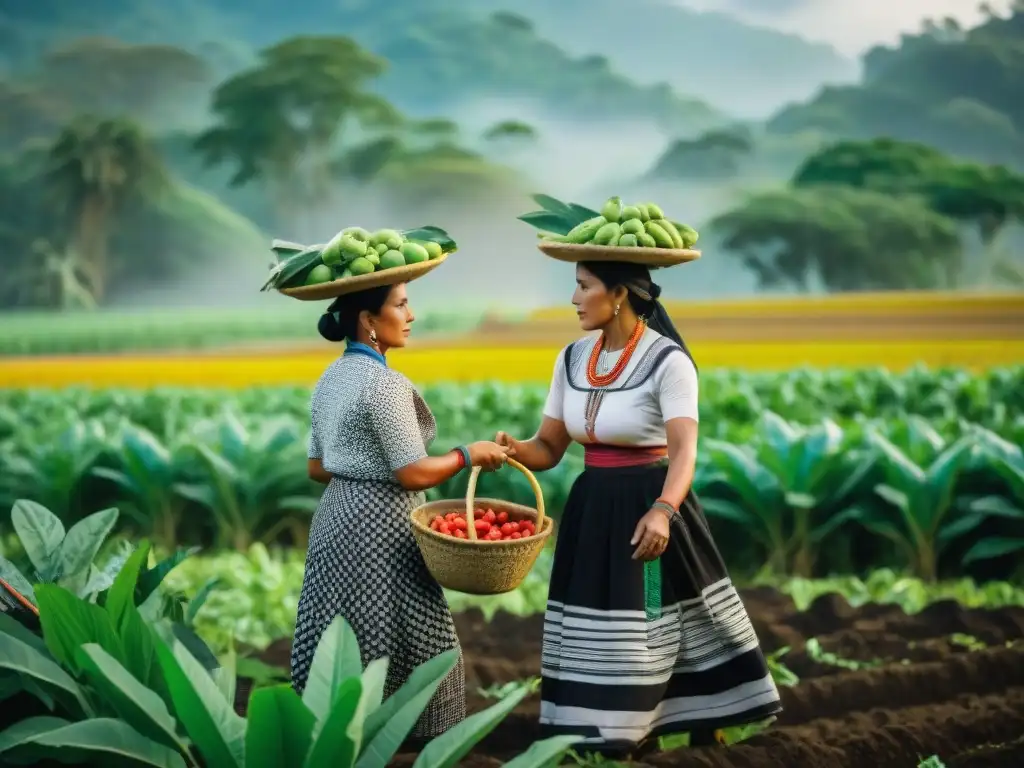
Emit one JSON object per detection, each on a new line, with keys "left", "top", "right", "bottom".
{"left": 792, "top": 138, "right": 1024, "bottom": 245}
{"left": 709, "top": 187, "right": 963, "bottom": 292}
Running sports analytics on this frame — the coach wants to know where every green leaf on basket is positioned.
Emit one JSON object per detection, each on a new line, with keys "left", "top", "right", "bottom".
{"left": 245, "top": 684, "right": 315, "bottom": 768}
{"left": 271, "top": 240, "right": 307, "bottom": 260}
{"left": 401, "top": 226, "right": 457, "bottom": 253}
{"left": 529, "top": 194, "right": 573, "bottom": 216}
{"left": 262, "top": 247, "right": 323, "bottom": 291}
{"left": 411, "top": 682, "right": 532, "bottom": 768}
{"left": 0, "top": 716, "right": 187, "bottom": 768}
{"left": 516, "top": 210, "right": 576, "bottom": 235}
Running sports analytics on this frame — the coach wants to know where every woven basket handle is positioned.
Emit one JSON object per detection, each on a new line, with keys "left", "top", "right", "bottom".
{"left": 464, "top": 458, "right": 546, "bottom": 541}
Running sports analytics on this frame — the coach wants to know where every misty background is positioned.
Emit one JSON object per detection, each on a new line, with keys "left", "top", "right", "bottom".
{"left": 1, "top": 0, "right": 1022, "bottom": 314}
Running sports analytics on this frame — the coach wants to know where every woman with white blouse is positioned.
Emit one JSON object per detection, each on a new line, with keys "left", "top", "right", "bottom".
{"left": 496, "top": 260, "right": 782, "bottom": 758}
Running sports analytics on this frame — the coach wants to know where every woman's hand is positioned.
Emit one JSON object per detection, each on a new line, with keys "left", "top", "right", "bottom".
{"left": 631, "top": 507, "right": 671, "bottom": 561}
{"left": 468, "top": 441, "right": 512, "bottom": 471}
{"left": 494, "top": 431, "right": 522, "bottom": 454}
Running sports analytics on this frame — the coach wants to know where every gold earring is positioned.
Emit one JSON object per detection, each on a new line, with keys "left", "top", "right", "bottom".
{"left": 614, "top": 304, "right": 620, "bottom": 316}
{"left": 369, "top": 329, "right": 378, "bottom": 346}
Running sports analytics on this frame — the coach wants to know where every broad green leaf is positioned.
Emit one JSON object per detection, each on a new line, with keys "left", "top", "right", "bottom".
{"left": 0, "top": 672, "right": 23, "bottom": 703}
{"left": 245, "top": 684, "right": 316, "bottom": 768}
{"left": 0, "top": 557, "right": 36, "bottom": 603}
{"left": 0, "top": 716, "right": 186, "bottom": 767}
{"left": 106, "top": 541, "right": 151, "bottom": 627}
{"left": 698, "top": 498, "right": 751, "bottom": 526}
{"left": 923, "top": 440, "right": 971, "bottom": 522}
{"left": 263, "top": 247, "right": 323, "bottom": 291}
{"left": 874, "top": 484, "right": 910, "bottom": 514}
{"left": 516, "top": 210, "right": 576, "bottom": 235}
{"left": 0, "top": 631, "right": 89, "bottom": 717}
{"left": 304, "top": 677, "right": 364, "bottom": 768}
{"left": 937, "top": 511, "right": 987, "bottom": 544}
{"left": 826, "top": 453, "right": 877, "bottom": 505}
{"left": 357, "top": 648, "right": 459, "bottom": 768}
{"left": 0, "top": 612, "right": 48, "bottom": 654}
{"left": 154, "top": 629, "right": 245, "bottom": 768}
{"left": 359, "top": 657, "right": 389, "bottom": 720}
{"left": 184, "top": 577, "right": 222, "bottom": 626}
{"left": 138, "top": 547, "right": 200, "bottom": 605}
{"left": 75, "top": 643, "right": 187, "bottom": 754}
{"left": 11, "top": 500, "right": 65, "bottom": 581}
{"left": 236, "top": 657, "right": 289, "bottom": 687}
{"left": 412, "top": 682, "right": 532, "bottom": 768}
{"left": 529, "top": 193, "right": 573, "bottom": 215}
{"left": 35, "top": 584, "right": 123, "bottom": 674}
{"left": 967, "top": 495, "right": 1024, "bottom": 519}
{"left": 302, "top": 616, "right": 363, "bottom": 724}
{"left": 501, "top": 735, "right": 583, "bottom": 768}
{"left": 868, "top": 432, "right": 926, "bottom": 485}
{"left": 784, "top": 492, "right": 816, "bottom": 510}
{"left": 962, "top": 537, "right": 1024, "bottom": 564}
{"left": 169, "top": 622, "right": 221, "bottom": 673}
{"left": 271, "top": 239, "right": 307, "bottom": 259}
{"left": 809, "top": 506, "right": 863, "bottom": 543}
{"left": 57, "top": 507, "right": 119, "bottom": 584}
{"left": 214, "top": 644, "right": 237, "bottom": 704}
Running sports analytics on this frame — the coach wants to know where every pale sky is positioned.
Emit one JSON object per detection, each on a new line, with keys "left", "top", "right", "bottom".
{"left": 674, "top": 0, "right": 1014, "bottom": 56}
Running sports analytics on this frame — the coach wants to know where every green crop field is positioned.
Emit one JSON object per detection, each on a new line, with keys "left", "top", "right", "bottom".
{"left": 2, "top": 366, "right": 1022, "bottom": 588}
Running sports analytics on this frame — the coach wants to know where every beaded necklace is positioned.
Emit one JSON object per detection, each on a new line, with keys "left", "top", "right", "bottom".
{"left": 586, "top": 319, "right": 646, "bottom": 388}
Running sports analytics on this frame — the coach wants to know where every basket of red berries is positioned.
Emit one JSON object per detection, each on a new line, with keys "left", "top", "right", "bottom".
{"left": 410, "top": 458, "right": 553, "bottom": 595}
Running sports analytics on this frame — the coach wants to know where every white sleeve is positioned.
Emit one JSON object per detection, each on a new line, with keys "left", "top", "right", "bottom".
{"left": 542, "top": 350, "right": 566, "bottom": 421}
{"left": 657, "top": 352, "right": 699, "bottom": 422}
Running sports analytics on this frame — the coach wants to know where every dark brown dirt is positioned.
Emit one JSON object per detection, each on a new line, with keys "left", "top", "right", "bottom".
{"left": 243, "top": 588, "right": 1024, "bottom": 767}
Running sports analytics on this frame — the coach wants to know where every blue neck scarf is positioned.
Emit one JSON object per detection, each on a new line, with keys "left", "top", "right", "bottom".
{"left": 344, "top": 341, "right": 386, "bottom": 366}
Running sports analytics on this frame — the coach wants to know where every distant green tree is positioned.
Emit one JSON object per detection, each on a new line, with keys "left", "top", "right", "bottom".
{"left": 482, "top": 120, "right": 538, "bottom": 142}
{"left": 792, "top": 138, "right": 1024, "bottom": 245}
{"left": 37, "top": 37, "right": 211, "bottom": 124}
{"left": 42, "top": 115, "right": 167, "bottom": 302}
{"left": 647, "top": 126, "right": 754, "bottom": 180}
{"left": 709, "top": 187, "right": 963, "bottom": 292}
{"left": 194, "top": 35, "right": 401, "bottom": 220}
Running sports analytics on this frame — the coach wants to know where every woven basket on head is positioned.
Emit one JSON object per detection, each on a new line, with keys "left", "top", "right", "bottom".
{"left": 278, "top": 253, "right": 448, "bottom": 300}
{"left": 410, "top": 458, "right": 552, "bottom": 595}
{"left": 537, "top": 242, "right": 699, "bottom": 269}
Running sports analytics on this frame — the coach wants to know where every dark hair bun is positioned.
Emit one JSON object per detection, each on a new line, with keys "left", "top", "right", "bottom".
{"left": 649, "top": 282, "right": 663, "bottom": 300}
{"left": 318, "top": 311, "right": 347, "bottom": 342}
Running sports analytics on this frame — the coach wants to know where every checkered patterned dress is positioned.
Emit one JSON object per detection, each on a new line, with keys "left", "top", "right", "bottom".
{"left": 290, "top": 350, "right": 465, "bottom": 737}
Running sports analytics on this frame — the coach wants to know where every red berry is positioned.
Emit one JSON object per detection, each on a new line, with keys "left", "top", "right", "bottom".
{"left": 483, "top": 509, "right": 496, "bottom": 523}
{"left": 509, "top": 521, "right": 520, "bottom": 533}
{"left": 497, "top": 511, "right": 509, "bottom": 524}
{"left": 453, "top": 517, "right": 468, "bottom": 531}
{"left": 487, "top": 529, "right": 502, "bottom": 541}
{"left": 474, "top": 519, "right": 491, "bottom": 533}
{"left": 438, "top": 522, "right": 451, "bottom": 535}
{"left": 454, "top": 529, "right": 467, "bottom": 539}
{"left": 510, "top": 532, "right": 521, "bottom": 539}
{"left": 500, "top": 522, "right": 514, "bottom": 536}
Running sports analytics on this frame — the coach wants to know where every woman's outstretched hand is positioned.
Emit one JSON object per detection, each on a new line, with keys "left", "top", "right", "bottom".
{"left": 631, "top": 507, "right": 671, "bottom": 561}
{"left": 468, "top": 441, "right": 512, "bottom": 471}
{"left": 494, "top": 431, "right": 522, "bottom": 455}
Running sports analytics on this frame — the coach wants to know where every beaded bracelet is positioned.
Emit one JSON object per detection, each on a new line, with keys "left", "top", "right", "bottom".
{"left": 652, "top": 499, "right": 677, "bottom": 517}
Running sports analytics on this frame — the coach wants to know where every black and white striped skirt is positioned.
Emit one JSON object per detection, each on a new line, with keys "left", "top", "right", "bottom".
{"left": 539, "top": 462, "right": 782, "bottom": 750}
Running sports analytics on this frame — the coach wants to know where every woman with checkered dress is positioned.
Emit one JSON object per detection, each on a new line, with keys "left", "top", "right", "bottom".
{"left": 290, "top": 278, "right": 509, "bottom": 742}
